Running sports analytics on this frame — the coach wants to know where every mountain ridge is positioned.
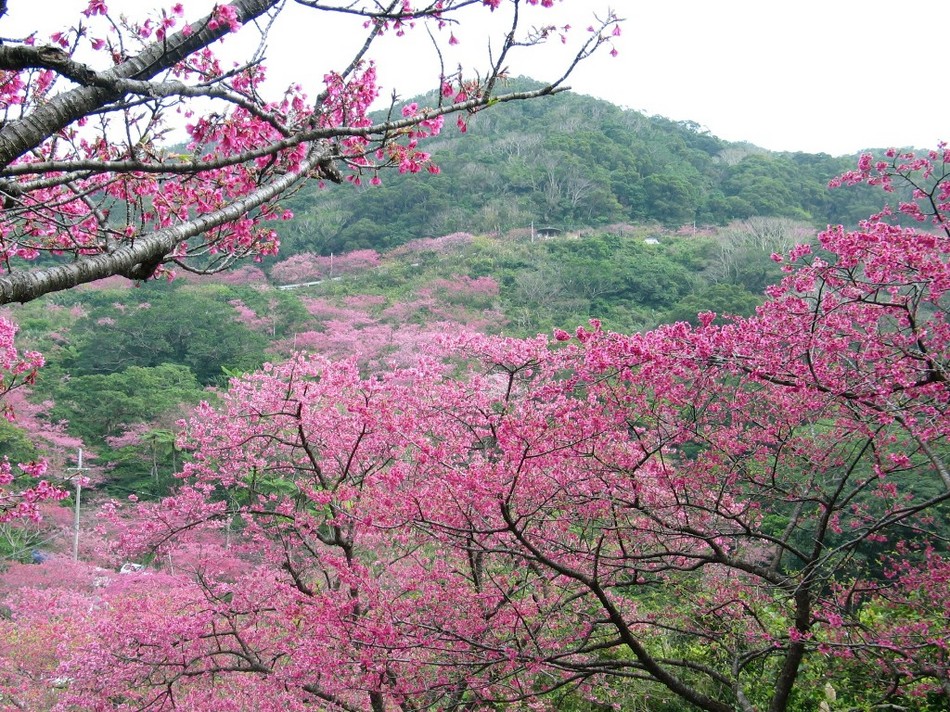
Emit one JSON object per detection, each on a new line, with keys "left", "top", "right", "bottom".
{"left": 276, "top": 76, "right": 886, "bottom": 257}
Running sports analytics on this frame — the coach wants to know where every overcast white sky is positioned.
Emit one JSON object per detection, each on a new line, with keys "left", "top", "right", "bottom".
{"left": 4, "top": 0, "right": 947, "bottom": 156}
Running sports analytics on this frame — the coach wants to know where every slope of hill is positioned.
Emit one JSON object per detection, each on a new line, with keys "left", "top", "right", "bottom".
{"left": 277, "top": 78, "right": 883, "bottom": 256}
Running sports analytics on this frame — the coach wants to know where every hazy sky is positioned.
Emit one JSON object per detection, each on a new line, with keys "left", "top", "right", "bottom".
{"left": 572, "top": 1, "right": 949, "bottom": 155}
{"left": 4, "top": 0, "right": 947, "bottom": 156}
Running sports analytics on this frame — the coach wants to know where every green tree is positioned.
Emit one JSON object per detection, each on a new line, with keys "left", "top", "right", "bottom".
{"left": 49, "top": 364, "right": 204, "bottom": 442}
{"left": 642, "top": 173, "right": 700, "bottom": 225}
{"left": 66, "top": 289, "right": 268, "bottom": 385}
{"left": 664, "top": 283, "right": 762, "bottom": 325}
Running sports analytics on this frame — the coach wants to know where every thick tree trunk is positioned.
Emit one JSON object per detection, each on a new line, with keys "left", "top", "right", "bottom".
{"left": 769, "top": 588, "right": 813, "bottom": 711}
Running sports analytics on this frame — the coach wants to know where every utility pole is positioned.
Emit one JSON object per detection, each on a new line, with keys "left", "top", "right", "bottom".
{"left": 68, "top": 449, "right": 90, "bottom": 562}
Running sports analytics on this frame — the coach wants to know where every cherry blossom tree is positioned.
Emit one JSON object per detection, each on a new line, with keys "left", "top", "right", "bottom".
{"left": 35, "top": 148, "right": 944, "bottom": 711}
{"left": 275, "top": 279, "right": 504, "bottom": 370}
{"left": 1, "top": 139, "right": 946, "bottom": 707}
{"left": 0, "top": 0, "right": 620, "bottom": 304}
{"left": 270, "top": 248, "right": 381, "bottom": 284}
{"left": 0, "top": 557, "right": 108, "bottom": 711}
{"left": 0, "top": 318, "right": 68, "bottom": 522}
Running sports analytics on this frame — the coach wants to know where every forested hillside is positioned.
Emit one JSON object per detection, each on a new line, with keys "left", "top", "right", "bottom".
{"left": 4, "top": 157, "right": 949, "bottom": 710}
{"left": 277, "top": 78, "right": 884, "bottom": 256}
{"left": 1, "top": 3, "right": 947, "bottom": 704}
{"left": 1, "top": 215, "right": 797, "bottom": 499}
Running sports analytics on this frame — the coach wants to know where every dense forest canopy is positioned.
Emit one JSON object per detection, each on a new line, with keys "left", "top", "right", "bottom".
{"left": 276, "top": 79, "right": 886, "bottom": 256}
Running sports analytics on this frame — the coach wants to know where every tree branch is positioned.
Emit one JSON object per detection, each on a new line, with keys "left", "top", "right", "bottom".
{"left": 0, "top": 147, "right": 326, "bottom": 303}
{"left": 0, "top": 0, "right": 281, "bottom": 169}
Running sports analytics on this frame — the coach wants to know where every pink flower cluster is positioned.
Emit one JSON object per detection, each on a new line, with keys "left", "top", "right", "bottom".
{"left": 208, "top": 4, "right": 241, "bottom": 33}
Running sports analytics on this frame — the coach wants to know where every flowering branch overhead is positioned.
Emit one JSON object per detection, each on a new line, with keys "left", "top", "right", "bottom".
{"left": 0, "top": 0, "right": 621, "bottom": 303}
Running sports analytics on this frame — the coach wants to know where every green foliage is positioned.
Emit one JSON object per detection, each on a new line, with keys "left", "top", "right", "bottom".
{"left": 0, "top": 419, "right": 37, "bottom": 465}
{"left": 0, "top": 520, "right": 50, "bottom": 563}
{"left": 38, "top": 362, "right": 206, "bottom": 496}
{"left": 496, "top": 232, "right": 705, "bottom": 333}
{"left": 275, "top": 78, "right": 883, "bottom": 258}
{"left": 642, "top": 172, "right": 701, "bottom": 225}
{"left": 60, "top": 286, "right": 269, "bottom": 385}
{"left": 106, "top": 427, "right": 183, "bottom": 499}
{"left": 47, "top": 363, "right": 204, "bottom": 442}
{"left": 721, "top": 154, "right": 812, "bottom": 219}
{"left": 277, "top": 222, "right": 789, "bottom": 337}
{"left": 664, "top": 283, "right": 762, "bottom": 324}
